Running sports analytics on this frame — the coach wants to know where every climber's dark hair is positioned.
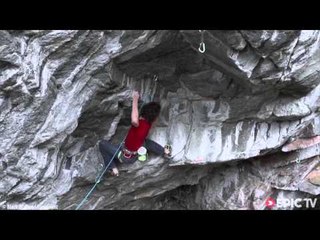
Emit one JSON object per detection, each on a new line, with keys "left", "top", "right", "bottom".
{"left": 140, "top": 102, "right": 161, "bottom": 123}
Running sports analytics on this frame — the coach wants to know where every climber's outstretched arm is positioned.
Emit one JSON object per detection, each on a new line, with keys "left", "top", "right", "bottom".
{"left": 131, "top": 91, "right": 140, "bottom": 127}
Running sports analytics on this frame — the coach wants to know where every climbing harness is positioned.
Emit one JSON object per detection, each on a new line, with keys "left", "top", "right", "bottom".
{"left": 198, "top": 30, "right": 206, "bottom": 53}
{"left": 76, "top": 75, "right": 160, "bottom": 210}
{"left": 117, "top": 147, "right": 138, "bottom": 163}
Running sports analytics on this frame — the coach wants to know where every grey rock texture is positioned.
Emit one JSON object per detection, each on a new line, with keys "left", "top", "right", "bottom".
{"left": 1, "top": 30, "right": 320, "bottom": 210}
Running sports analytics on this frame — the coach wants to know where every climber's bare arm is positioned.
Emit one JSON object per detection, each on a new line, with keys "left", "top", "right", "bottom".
{"left": 131, "top": 91, "right": 139, "bottom": 127}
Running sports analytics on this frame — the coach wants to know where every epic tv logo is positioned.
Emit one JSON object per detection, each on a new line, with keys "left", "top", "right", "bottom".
{"left": 265, "top": 197, "right": 318, "bottom": 209}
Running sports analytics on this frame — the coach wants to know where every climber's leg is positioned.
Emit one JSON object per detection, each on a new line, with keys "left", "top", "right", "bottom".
{"left": 98, "top": 140, "right": 120, "bottom": 173}
{"left": 144, "top": 138, "right": 172, "bottom": 158}
{"left": 144, "top": 138, "right": 164, "bottom": 155}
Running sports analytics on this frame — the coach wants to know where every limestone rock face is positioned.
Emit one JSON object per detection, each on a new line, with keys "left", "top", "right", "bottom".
{"left": 1, "top": 30, "right": 320, "bottom": 210}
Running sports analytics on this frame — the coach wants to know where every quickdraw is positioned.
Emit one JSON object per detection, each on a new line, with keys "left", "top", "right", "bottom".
{"left": 198, "top": 30, "right": 206, "bottom": 53}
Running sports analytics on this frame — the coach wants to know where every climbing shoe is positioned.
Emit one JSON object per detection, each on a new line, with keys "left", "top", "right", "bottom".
{"left": 164, "top": 144, "right": 172, "bottom": 159}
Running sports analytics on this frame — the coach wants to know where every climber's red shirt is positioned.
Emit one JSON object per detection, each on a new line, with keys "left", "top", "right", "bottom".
{"left": 124, "top": 118, "right": 151, "bottom": 152}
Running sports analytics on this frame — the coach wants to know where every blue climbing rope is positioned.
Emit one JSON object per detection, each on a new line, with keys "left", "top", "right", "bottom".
{"left": 75, "top": 141, "right": 124, "bottom": 210}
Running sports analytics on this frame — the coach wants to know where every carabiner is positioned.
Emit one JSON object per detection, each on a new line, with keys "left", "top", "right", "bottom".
{"left": 198, "top": 42, "right": 206, "bottom": 53}
{"left": 153, "top": 75, "right": 158, "bottom": 82}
